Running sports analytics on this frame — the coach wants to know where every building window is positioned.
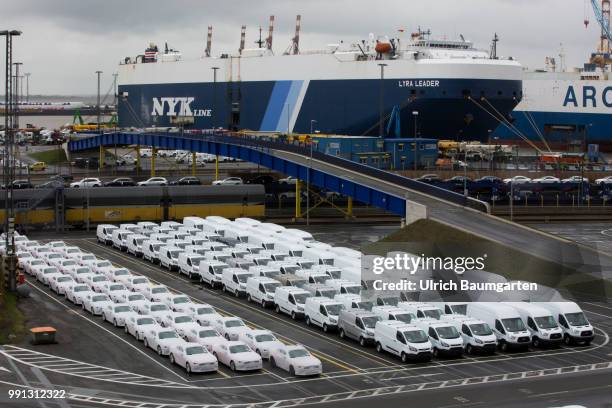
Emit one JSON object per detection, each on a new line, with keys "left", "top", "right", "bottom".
{"left": 398, "top": 143, "right": 404, "bottom": 151}
{"left": 359, "top": 157, "right": 367, "bottom": 164}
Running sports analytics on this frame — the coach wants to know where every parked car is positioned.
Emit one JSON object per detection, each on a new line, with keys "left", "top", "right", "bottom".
{"left": 2, "top": 180, "right": 33, "bottom": 189}
{"left": 70, "top": 178, "right": 102, "bottom": 188}
{"left": 238, "top": 330, "right": 283, "bottom": 359}
{"left": 170, "top": 176, "right": 201, "bottom": 186}
{"left": 104, "top": 177, "right": 136, "bottom": 187}
{"left": 169, "top": 343, "right": 218, "bottom": 373}
{"left": 212, "top": 177, "right": 243, "bottom": 186}
{"left": 503, "top": 175, "right": 531, "bottom": 184}
{"left": 212, "top": 341, "right": 262, "bottom": 372}
{"left": 29, "top": 161, "right": 46, "bottom": 171}
{"left": 184, "top": 327, "right": 227, "bottom": 352}
{"left": 125, "top": 314, "right": 161, "bottom": 341}
{"left": 595, "top": 175, "right": 612, "bottom": 185}
{"left": 415, "top": 174, "right": 441, "bottom": 183}
{"left": 562, "top": 175, "right": 589, "bottom": 183}
{"left": 143, "top": 327, "right": 185, "bottom": 356}
{"left": 532, "top": 176, "right": 561, "bottom": 184}
{"left": 268, "top": 344, "right": 322, "bottom": 376}
{"left": 137, "top": 177, "right": 167, "bottom": 186}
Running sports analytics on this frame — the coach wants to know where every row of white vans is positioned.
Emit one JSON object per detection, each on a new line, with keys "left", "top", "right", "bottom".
{"left": 10, "top": 233, "right": 323, "bottom": 376}
{"left": 95, "top": 217, "right": 596, "bottom": 362}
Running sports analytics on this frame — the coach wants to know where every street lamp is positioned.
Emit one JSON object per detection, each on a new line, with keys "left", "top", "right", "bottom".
{"left": 412, "top": 110, "right": 419, "bottom": 171}
{"left": 211, "top": 67, "right": 219, "bottom": 129}
{"left": 310, "top": 119, "right": 317, "bottom": 134}
{"left": 95, "top": 70, "right": 103, "bottom": 133}
{"left": 1, "top": 29, "right": 22, "bottom": 293}
{"left": 378, "top": 63, "right": 387, "bottom": 138}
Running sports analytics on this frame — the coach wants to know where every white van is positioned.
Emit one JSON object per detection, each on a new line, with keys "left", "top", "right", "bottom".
{"left": 301, "top": 284, "right": 337, "bottom": 299}
{"left": 149, "top": 233, "right": 172, "bottom": 244}
{"left": 272, "top": 241, "right": 306, "bottom": 257}
{"left": 197, "top": 260, "right": 229, "bottom": 287}
{"left": 160, "top": 221, "right": 182, "bottom": 230}
{"left": 304, "top": 297, "right": 344, "bottom": 332}
{"left": 248, "top": 266, "right": 282, "bottom": 280}
{"left": 177, "top": 252, "right": 206, "bottom": 279}
{"left": 205, "top": 216, "right": 232, "bottom": 225}
{"left": 276, "top": 228, "right": 314, "bottom": 242}
{"left": 126, "top": 234, "right": 147, "bottom": 257}
{"left": 222, "top": 226, "right": 250, "bottom": 244}
{"left": 136, "top": 221, "right": 158, "bottom": 233}
{"left": 413, "top": 318, "right": 464, "bottom": 357}
{"left": 537, "top": 302, "right": 594, "bottom": 345}
{"left": 158, "top": 246, "right": 182, "bottom": 271}
{"left": 183, "top": 216, "right": 207, "bottom": 231}
{"left": 398, "top": 302, "right": 444, "bottom": 320}
{"left": 119, "top": 223, "right": 140, "bottom": 233}
{"left": 142, "top": 240, "right": 163, "bottom": 264}
{"left": 246, "top": 277, "right": 281, "bottom": 308}
{"left": 221, "top": 268, "right": 253, "bottom": 297}
{"left": 504, "top": 302, "right": 563, "bottom": 347}
{"left": 326, "top": 279, "right": 362, "bottom": 296}
{"left": 301, "top": 247, "right": 335, "bottom": 266}
{"left": 97, "top": 224, "right": 118, "bottom": 245}
{"left": 432, "top": 302, "right": 468, "bottom": 316}
{"left": 466, "top": 303, "right": 531, "bottom": 351}
{"left": 234, "top": 217, "right": 261, "bottom": 227}
{"left": 295, "top": 270, "right": 331, "bottom": 285}
{"left": 112, "top": 229, "right": 134, "bottom": 251}
{"left": 334, "top": 294, "right": 374, "bottom": 311}
{"left": 374, "top": 320, "right": 432, "bottom": 362}
{"left": 273, "top": 286, "right": 310, "bottom": 320}
{"left": 372, "top": 306, "right": 416, "bottom": 324}
{"left": 338, "top": 309, "right": 380, "bottom": 346}
{"left": 442, "top": 315, "right": 497, "bottom": 354}
{"left": 248, "top": 235, "right": 277, "bottom": 250}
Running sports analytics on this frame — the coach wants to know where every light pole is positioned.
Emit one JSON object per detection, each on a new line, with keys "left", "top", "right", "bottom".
{"left": 2, "top": 29, "right": 22, "bottom": 293}
{"left": 24, "top": 72, "right": 30, "bottom": 103}
{"left": 13, "top": 63, "right": 22, "bottom": 130}
{"left": 378, "top": 63, "right": 387, "bottom": 138}
{"left": 412, "top": 110, "right": 419, "bottom": 171}
{"left": 306, "top": 139, "right": 313, "bottom": 226}
{"left": 95, "top": 70, "right": 103, "bottom": 133}
{"left": 211, "top": 67, "right": 219, "bottom": 129}
{"left": 464, "top": 148, "right": 468, "bottom": 197}
{"left": 310, "top": 119, "right": 317, "bottom": 135}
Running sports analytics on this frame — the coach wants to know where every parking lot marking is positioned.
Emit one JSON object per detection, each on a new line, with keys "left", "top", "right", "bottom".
{"left": 0, "top": 366, "right": 10, "bottom": 373}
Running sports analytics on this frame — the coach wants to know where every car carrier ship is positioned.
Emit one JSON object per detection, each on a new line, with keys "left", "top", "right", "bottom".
{"left": 117, "top": 17, "right": 523, "bottom": 141}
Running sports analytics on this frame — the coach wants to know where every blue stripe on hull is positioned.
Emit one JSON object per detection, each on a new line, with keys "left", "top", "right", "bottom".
{"left": 118, "top": 78, "right": 521, "bottom": 141}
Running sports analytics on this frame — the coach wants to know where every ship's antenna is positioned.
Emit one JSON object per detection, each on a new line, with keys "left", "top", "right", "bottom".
{"left": 266, "top": 15, "right": 275, "bottom": 50}
{"left": 490, "top": 33, "right": 499, "bottom": 59}
{"left": 239, "top": 25, "right": 246, "bottom": 54}
{"left": 205, "top": 25, "right": 212, "bottom": 57}
{"left": 256, "top": 26, "right": 264, "bottom": 48}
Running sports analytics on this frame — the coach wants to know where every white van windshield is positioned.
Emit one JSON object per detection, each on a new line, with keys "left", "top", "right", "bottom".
{"left": 404, "top": 330, "right": 428, "bottom": 343}
{"left": 436, "top": 326, "right": 460, "bottom": 339}
{"left": 502, "top": 317, "right": 526, "bottom": 332}
{"left": 469, "top": 323, "right": 493, "bottom": 336}
{"left": 535, "top": 316, "right": 558, "bottom": 329}
{"left": 566, "top": 312, "right": 588, "bottom": 326}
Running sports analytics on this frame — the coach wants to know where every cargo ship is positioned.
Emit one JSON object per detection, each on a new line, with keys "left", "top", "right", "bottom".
{"left": 117, "top": 20, "right": 522, "bottom": 141}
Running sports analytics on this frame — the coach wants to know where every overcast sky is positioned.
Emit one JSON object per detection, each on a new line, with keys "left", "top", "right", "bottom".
{"left": 1, "top": 0, "right": 603, "bottom": 96}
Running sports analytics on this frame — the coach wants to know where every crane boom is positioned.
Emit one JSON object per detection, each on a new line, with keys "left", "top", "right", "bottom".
{"left": 591, "top": 0, "right": 611, "bottom": 52}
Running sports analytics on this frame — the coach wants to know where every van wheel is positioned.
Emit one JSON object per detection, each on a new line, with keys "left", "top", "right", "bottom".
{"left": 500, "top": 341, "right": 508, "bottom": 352}
{"left": 124, "top": 325, "right": 128, "bottom": 334}
{"left": 432, "top": 348, "right": 439, "bottom": 358}
{"left": 157, "top": 346, "right": 162, "bottom": 355}
{"left": 261, "top": 299, "right": 267, "bottom": 308}
{"left": 291, "top": 311, "right": 297, "bottom": 320}
{"left": 465, "top": 344, "right": 473, "bottom": 355}
{"left": 275, "top": 305, "right": 281, "bottom": 314}
{"left": 186, "top": 363, "right": 191, "bottom": 374}
{"left": 169, "top": 354, "right": 175, "bottom": 364}
{"left": 144, "top": 338, "right": 149, "bottom": 348}
{"left": 339, "top": 329, "right": 345, "bottom": 339}
{"left": 221, "top": 284, "right": 226, "bottom": 292}
{"left": 230, "top": 361, "right": 236, "bottom": 371}
{"left": 305, "top": 317, "right": 311, "bottom": 326}
{"left": 247, "top": 294, "right": 252, "bottom": 303}
{"left": 269, "top": 356, "right": 276, "bottom": 368}
{"left": 113, "top": 319, "right": 118, "bottom": 327}
{"left": 234, "top": 289, "right": 240, "bottom": 297}
{"left": 322, "top": 323, "right": 329, "bottom": 333}
{"left": 532, "top": 337, "right": 540, "bottom": 348}
{"left": 289, "top": 366, "right": 295, "bottom": 376}
{"left": 225, "top": 334, "right": 230, "bottom": 340}
{"left": 359, "top": 337, "right": 366, "bottom": 347}
{"left": 376, "top": 342, "right": 383, "bottom": 353}
{"left": 563, "top": 334, "right": 572, "bottom": 346}
{"left": 401, "top": 352, "right": 408, "bottom": 363}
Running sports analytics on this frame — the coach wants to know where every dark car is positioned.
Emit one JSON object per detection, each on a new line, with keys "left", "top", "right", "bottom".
{"left": 446, "top": 175, "right": 472, "bottom": 183}
{"left": 36, "top": 180, "right": 64, "bottom": 189}
{"left": 246, "top": 175, "right": 275, "bottom": 185}
{"left": 50, "top": 174, "right": 73, "bottom": 183}
{"left": 169, "top": 176, "right": 201, "bottom": 186}
{"left": 104, "top": 177, "right": 136, "bottom": 187}
{"left": 3, "top": 180, "right": 33, "bottom": 189}
{"left": 73, "top": 157, "right": 99, "bottom": 169}
{"left": 415, "top": 174, "right": 441, "bottom": 183}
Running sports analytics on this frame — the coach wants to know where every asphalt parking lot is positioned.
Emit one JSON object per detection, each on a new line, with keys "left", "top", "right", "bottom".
{"left": 1, "top": 229, "right": 611, "bottom": 408}
{"left": 527, "top": 222, "right": 612, "bottom": 255}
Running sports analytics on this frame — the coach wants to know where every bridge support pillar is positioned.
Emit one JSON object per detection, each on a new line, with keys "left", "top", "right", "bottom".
{"left": 215, "top": 155, "right": 219, "bottom": 181}
{"left": 98, "top": 145, "right": 104, "bottom": 170}
{"left": 191, "top": 152, "right": 196, "bottom": 176}
{"left": 346, "top": 197, "right": 353, "bottom": 218}
{"left": 295, "top": 179, "right": 302, "bottom": 219}
{"left": 151, "top": 147, "right": 157, "bottom": 177}
{"left": 404, "top": 199, "right": 428, "bottom": 226}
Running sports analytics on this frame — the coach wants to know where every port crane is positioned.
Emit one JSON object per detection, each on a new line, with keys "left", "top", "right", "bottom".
{"left": 584, "top": 0, "right": 611, "bottom": 65}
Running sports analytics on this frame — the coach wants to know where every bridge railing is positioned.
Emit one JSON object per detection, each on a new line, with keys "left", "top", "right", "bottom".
{"left": 193, "top": 132, "right": 490, "bottom": 214}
